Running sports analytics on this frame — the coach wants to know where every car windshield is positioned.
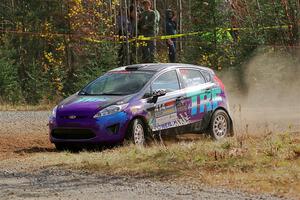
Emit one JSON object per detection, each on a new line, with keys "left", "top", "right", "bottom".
{"left": 79, "top": 71, "right": 154, "bottom": 96}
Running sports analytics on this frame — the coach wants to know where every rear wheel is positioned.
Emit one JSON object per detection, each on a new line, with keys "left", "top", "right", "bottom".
{"left": 209, "top": 110, "right": 230, "bottom": 140}
{"left": 128, "top": 119, "right": 146, "bottom": 146}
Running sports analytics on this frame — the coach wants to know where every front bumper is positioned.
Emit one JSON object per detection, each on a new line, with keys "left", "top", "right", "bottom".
{"left": 49, "top": 112, "right": 130, "bottom": 144}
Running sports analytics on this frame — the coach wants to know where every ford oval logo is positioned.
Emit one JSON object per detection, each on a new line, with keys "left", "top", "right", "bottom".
{"left": 68, "top": 115, "right": 77, "bottom": 119}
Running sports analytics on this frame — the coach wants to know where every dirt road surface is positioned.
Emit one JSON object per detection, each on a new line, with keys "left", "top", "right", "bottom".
{"left": 0, "top": 111, "right": 299, "bottom": 200}
{"left": 0, "top": 167, "right": 283, "bottom": 200}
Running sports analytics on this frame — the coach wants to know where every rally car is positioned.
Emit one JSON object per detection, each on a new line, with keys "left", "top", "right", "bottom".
{"left": 49, "top": 63, "right": 233, "bottom": 149}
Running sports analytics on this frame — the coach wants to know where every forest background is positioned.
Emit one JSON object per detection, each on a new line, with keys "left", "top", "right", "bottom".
{"left": 0, "top": 0, "right": 299, "bottom": 105}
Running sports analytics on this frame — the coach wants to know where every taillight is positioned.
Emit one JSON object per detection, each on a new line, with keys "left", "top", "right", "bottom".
{"left": 214, "top": 75, "right": 225, "bottom": 91}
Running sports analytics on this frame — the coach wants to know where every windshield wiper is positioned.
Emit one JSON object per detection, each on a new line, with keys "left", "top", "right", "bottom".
{"left": 97, "top": 93, "right": 125, "bottom": 96}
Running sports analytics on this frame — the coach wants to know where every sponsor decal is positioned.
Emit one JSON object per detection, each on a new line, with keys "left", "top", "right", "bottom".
{"left": 155, "top": 106, "right": 176, "bottom": 118}
{"left": 152, "top": 98, "right": 191, "bottom": 131}
{"left": 188, "top": 87, "right": 222, "bottom": 116}
{"left": 153, "top": 100, "right": 178, "bottom": 130}
{"left": 75, "top": 97, "right": 109, "bottom": 103}
{"left": 153, "top": 112, "right": 190, "bottom": 131}
{"left": 130, "top": 105, "right": 142, "bottom": 114}
{"left": 154, "top": 100, "right": 177, "bottom": 118}
{"left": 156, "top": 113, "right": 178, "bottom": 126}
{"left": 177, "top": 101, "right": 188, "bottom": 113}
{"left": 175, "top": 113, "right": 190, "bottom": 126}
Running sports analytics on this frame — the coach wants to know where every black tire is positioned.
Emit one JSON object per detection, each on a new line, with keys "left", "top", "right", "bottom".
{"left": 209, "top": 110, "right": 231, "bottom": 140}
{"left": 128, "top": 118, "right": 146, "bottom": 146}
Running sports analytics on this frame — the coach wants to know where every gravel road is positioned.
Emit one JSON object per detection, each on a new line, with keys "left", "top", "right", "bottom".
{"left": 0, "top": 110, "right": 298, "bottom": 200}
{"left": 0, "top": 111, "right": 50, "bottom": 136}
{"left": 0, "top": 168, "right": 284, "bottom": 200}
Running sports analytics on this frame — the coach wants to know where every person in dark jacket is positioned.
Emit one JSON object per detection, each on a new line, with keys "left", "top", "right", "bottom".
{"left": 165, "top": 9, "right": 177, "bottom": 63}
{"left": 138, "top": 0, "right": 156, "bottom": 63}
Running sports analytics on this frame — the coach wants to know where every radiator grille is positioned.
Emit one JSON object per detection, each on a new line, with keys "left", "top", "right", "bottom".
{"left": 51, "top": 129, "right": 96, "bottom": 140}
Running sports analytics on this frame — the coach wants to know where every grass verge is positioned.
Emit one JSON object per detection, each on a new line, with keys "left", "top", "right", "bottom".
{"left": 28, "top": 133, "right": 300, "bottom": 198}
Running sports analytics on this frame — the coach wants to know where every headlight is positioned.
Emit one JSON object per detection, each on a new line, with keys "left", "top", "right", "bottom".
{"left": 52, "top": 105, "right": 58, "bottom": 117}
{"left": 94, "top": 103, "right": 128, "bottom": 118}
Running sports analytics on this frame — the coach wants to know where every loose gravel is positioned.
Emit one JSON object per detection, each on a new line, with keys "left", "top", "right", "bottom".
{"left": 0, "top": 168, "right": 285, "bottom": 200}
{"left": 0, "top": 111, "right": 50, "bottom": 136}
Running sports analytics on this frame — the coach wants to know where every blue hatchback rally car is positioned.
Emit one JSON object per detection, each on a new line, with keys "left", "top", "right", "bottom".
{"left": 49, "top": 63, "right": 233, "bottom": 149}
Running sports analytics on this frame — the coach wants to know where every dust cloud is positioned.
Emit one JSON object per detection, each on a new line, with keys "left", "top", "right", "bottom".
{"left": 219, "top": 48, "right": 300, "bottom": 135}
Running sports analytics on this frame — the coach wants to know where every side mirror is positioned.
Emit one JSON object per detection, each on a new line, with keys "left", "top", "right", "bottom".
{"left": 151, "top": 89, "right": 167, "bottom": 103}
{"left": 152, "top": 89, "right": 167, "bottom": 97}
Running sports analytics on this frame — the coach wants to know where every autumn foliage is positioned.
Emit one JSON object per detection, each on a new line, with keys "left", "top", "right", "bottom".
{"left": 0, "top": 0, "right": 299, "bottom": 104}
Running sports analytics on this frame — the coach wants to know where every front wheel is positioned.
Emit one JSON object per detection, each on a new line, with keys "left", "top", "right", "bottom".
{"left": 128, "top": 119, "right": 146, "bottom": 146}
{"left": 209, "top": 110, "right": 231, "bottom": 140}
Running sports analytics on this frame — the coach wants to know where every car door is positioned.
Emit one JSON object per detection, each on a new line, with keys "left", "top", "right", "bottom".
{"left": 148, "top": 70, "right": 189, "bottom": 132}
{"left": 178, "top": 68, "right": 215, "bottom": 131}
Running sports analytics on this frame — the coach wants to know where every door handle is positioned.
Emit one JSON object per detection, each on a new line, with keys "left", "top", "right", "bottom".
{"left": 176, "top": 96, "right": 185, "bottom": 101}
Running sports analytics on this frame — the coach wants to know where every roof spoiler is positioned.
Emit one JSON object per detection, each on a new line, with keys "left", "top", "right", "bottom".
{"left": 125, "top": 66, "right": 142, "bottom": 71}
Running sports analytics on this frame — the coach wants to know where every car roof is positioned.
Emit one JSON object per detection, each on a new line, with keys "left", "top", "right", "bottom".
{"left": 111, "top": 63, "right": 214, "bottom": 74}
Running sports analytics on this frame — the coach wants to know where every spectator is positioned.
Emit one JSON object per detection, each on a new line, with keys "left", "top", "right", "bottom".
{"left": 165, "top": 9, "right": 177, "bottom": 63}
{"left": 138, "top": 0, "right": 157, "bottom": 63}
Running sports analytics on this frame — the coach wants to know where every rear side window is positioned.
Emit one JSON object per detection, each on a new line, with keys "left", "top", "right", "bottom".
{"left": 201, "top": 70, "right": 212, "bottom": 82}
{"left": 179, "top": 69, "right": 206, "bottom": 87}
{"left": 152, "top": 70, "right": 180, "bottom": 92}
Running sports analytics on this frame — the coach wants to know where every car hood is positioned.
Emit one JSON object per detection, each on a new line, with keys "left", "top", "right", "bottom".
{"left": 56, "top": 94, "right": 132, "bottom": 118}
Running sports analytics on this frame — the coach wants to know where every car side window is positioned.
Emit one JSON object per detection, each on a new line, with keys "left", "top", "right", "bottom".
{"left": 201, "top": 70, "right": 212, "bottom": 82}
{"left": 152, "top": 70, "right": 180, "bottom": 92}
{"left": 143, "top": 86, "right": 152, "bottom": 98}
{"left": 179, "top": 69, "right": 206, "bottom": 87}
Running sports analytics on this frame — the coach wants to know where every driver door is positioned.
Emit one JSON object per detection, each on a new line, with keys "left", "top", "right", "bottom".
{"left": 148, "top": 70, "right": 188, "bottom": 132}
